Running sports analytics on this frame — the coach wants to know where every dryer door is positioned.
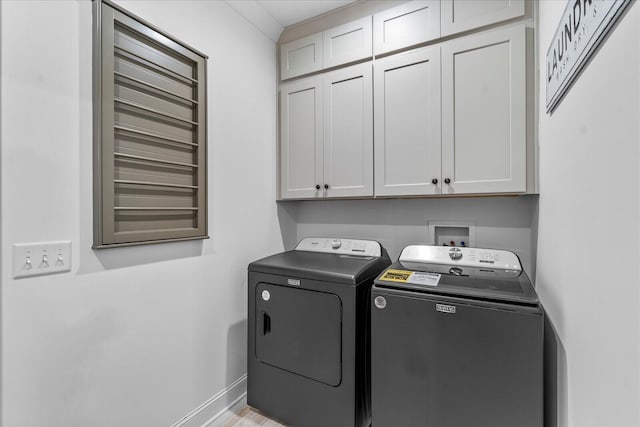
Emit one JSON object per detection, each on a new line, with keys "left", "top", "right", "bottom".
{"left": 255, "top": 282, "right": 342, "bottom": 386}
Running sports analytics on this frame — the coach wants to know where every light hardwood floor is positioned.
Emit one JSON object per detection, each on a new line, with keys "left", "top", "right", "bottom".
{"left": 221, "top": 406, "right": 287, "bottom": 427}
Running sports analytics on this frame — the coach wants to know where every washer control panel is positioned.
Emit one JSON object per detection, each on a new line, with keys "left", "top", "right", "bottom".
{"left": 400, "top": 245, "right": 521, "bottom": 271}
{"left": 295, "top": 238, "right": 381, "bottom": 257}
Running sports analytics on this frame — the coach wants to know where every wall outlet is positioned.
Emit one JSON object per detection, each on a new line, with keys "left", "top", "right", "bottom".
{"left": 13, "top": 241, "right": 72, "bottom": 278}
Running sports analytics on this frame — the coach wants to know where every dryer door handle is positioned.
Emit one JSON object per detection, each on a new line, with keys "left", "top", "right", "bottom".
{"left": 262, "top": 312, "right": 271, "bottom": 335}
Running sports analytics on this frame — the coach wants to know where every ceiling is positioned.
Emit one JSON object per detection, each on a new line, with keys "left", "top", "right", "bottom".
{"left": 226, "top": 0, "right": 358, "bottom": 42}
{"left": 258, "top": 0, "right": 358, "bottom": 28}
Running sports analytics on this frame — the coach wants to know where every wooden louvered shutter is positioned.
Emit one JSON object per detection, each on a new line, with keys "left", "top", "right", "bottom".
{"left": 94, "top": 0, "right": 208, "bottom": 248}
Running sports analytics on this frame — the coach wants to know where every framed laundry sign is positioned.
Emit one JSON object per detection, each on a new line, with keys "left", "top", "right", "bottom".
{"left": 546, "top": 0, "right": 631, "bottom": 112}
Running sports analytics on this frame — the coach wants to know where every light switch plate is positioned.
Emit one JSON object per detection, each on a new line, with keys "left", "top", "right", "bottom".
{"left": 13, "top": 241, "right": 72, "bottom": 278}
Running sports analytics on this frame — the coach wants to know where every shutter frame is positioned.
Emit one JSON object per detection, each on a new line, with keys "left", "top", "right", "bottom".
{"left": 93, "top": 0, "right": 208, "bottom": 248}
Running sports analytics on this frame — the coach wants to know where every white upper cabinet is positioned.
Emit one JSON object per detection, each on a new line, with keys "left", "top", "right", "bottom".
{"left": 374, "top": 47, "right": 441, "bottom": 196}
{"left": 278, "top": 2, "right": 534, "bottom": 199}
{"left": 280, "top": 64, "right": 373, "bottom": 199}
{"left": 441, "top": 24, "right": 526, "bottom": 195}
{"left": 323, "top": 16, "right": 373, "bottom": 69}
{"left": 441, "top": 0, "right": 525, "bottom": 37}
{"left": 324, "top": 63, "right": 373, "bottom": 197}
{"left": 281, "top": 33, "right": 323, "bottom": 81}
{"left": 373, "top": 0, "right": 441, "bottom": 56}
{"left": 280, "top": 76, "right": 323, "bottom": 199}
{"left": 281, "top": 17, "right": 373, "bottom": 80}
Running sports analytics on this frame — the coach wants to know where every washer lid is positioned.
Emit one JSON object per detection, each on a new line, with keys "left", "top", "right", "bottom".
{"left": 375, "top": 260, "right": 538, "bottom": 306}
{"left": 249, "top": 241, "right": 391, "bottom": 285}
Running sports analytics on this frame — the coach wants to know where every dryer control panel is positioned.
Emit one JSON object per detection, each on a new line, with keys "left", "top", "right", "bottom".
{"left": 399, "top": 245, "right": 521, "bottom": 271}
{"left": 295, "top": 238, "right": 382, "bottom": 257}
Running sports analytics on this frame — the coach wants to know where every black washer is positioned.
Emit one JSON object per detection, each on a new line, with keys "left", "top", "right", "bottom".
{"left": 371, "top": 250, "right": 544, "bottom": 427}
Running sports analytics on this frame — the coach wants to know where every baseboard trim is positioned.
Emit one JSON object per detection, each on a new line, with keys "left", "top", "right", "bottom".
{"left": 205, "top": 393, "right": 247, "bottom": 427}
{"left": 171, "top": 374, "right": 247, "bottom": 427}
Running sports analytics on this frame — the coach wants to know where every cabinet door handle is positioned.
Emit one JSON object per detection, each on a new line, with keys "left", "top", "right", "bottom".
{"left": 315, "top": 184, "right": 321, "bottom": 190}
{"left": 324, "top": 184, "right": 329, "bottom": 190}
{"left": 432, "top": 178, "right": 438, "bottom": 184}
{"left": 444, "top": 178, "right": 451, "bottom": 184}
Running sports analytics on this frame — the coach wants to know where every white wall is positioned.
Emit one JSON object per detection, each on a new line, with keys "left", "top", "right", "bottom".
{"left": 0, "top": 1, "right": 284, "bottom": 425}
{"left": 536, "top": 2, "right": 640, "bottom": 427}
{"left": 291, "top": 196, "right": 539, "bottom": 277}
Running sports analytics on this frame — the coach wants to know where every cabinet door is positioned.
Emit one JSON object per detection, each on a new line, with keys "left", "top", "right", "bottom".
{"left": 324, "top": 63, "right": 373, "bottom": 198}
{"left": 280, "top": 77, "right": 323, "bottom": 199}
{"left": 280, "top": 33, "right": 323, "bottom": 80}
{"left": 441, "top": 0, "right": 525, "bottom": 37}
{"left": 373, "top": 0, "right": 440, "bottom": 56}
{"left": 323, "top": 16, "right": 372, "bottom": 69}
{"left": 441, "top": 25, "right": 526, "bottom": 194}
{"left": 374, "top": 47, "right": 441, "bottom": 196}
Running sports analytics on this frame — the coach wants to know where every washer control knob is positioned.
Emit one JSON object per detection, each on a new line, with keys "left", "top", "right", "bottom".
{"left": 374, "top": 296, "right": 387, "bottom": 309}
{"left": 449, "top": 247, "right": 463, "bottom": 260}
{"left": 331, "top": 239, "right": 342, "bottom": 249}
